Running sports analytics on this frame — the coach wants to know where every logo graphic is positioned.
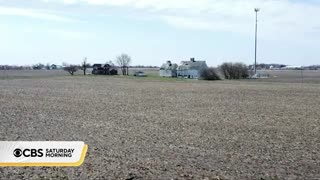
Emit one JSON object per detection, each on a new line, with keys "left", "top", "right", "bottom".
{"left": 13, "top": 149, "right": 44, "bottom": 158}
{"left": 13, "top": 149, "right": 22, "bottom": 157}
{"left": 0, "top": 141, "right": 88, "bottom": 167}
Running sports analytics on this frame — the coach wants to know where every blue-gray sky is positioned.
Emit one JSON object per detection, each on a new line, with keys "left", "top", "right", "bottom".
{"left": 0, "top": 0, "right": 319, "bottom": 66}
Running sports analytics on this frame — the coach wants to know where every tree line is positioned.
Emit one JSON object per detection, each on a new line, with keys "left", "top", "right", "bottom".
{"left": 201, "top": 62, "right": 251, "bottom": 80}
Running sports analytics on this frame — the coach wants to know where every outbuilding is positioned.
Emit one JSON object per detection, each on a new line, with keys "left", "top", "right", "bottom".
{"left": 159, "top": 61, "right": 178, "bottom": 77}
{"left": 177, "top": 58, "right": 208, "bottom": 79}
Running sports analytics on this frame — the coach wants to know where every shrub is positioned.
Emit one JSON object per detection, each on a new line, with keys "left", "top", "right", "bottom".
{"left": 200, "top": 68, "right": 221, "bottom": 80}
{"left": 63, "top": 65, "right": 79, "bottom": 76}
{"left": 219, "top": 62, "right": 249, "bottom": 79}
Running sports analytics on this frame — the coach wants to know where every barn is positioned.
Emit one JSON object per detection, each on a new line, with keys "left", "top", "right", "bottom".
{"left": 159, "top": 61, "right": 178, "bottom": 77}
{"left": 177, "top": 58, "right": 208, "bottom": 79}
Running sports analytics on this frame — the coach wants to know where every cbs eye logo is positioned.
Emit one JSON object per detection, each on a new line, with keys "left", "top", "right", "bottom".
{"left": 13, "top": 148, "right": 23, "bottom": 157}
{"left": 13, "top": 148, "right": 43, "bottom": 157}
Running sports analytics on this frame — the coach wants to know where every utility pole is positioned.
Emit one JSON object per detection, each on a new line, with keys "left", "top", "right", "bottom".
{"left": 254, "top": 8, "right": 260, "bottom": 75}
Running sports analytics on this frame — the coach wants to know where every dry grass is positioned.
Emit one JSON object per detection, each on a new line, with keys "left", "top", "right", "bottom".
{"left": 0, "top": 72, "right": 319, "bottom": 179}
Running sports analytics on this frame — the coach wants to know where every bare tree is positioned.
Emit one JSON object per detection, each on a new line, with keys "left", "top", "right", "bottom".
{"left": 63, "top": 65, "right": 78, "bottom": 76}
{"left": 82, "top": 57, "right": 88, "bottom": 75}
{"left": 45, "top": 63, "right": 50, "bottom": 70}
{"left": 116, "top": 53, "right": 131, "bottom": 75}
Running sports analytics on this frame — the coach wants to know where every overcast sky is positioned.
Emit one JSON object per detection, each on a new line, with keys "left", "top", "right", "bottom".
{"left": 0, "top": 0, "right": 319, "bottom": 66}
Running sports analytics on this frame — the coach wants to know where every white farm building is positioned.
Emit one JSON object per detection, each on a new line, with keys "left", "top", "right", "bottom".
{"left": 159, "top": 61, "right": 178, "bottom": 77}
{"left": 177, "top": 58, "right": 208, "bottom": 79}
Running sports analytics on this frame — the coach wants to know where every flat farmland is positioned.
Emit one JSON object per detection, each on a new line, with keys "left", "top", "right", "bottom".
{"left": 0, "top": 70, "right": 69, "bottom": 79}
{"left": 0, "top": 73, "right": 320, "bottom": 179}
{"left": 256, "top": 70, "right": 320, "bottom": 84}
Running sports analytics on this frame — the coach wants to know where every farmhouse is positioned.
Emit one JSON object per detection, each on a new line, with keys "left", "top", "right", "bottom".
{"left": 177, "top": 58, "right": 208, "bottom": 79}
{"left": 92, "top": 64, "right": 118, "bottom": 75}
{"left": 159, "top": 61, "right": 178, "bottom": 77}
{"left": 50, "top": 64, "right": 57, "bottom": 70}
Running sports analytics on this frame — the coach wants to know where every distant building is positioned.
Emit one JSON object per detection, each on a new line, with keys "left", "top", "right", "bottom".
{"left": 177, "top": 58, "right": 208, "bottom": 79}
{"left": 281, "top": 66, "right": 303, "bottom": 70}
{"left": 50, "top": 64, "right": 57, "bottom": 70}
{"left": 159, "top": 61, "right": 178, "bottom": 77}
{"left": 92, "top": 64, "right": 118, "bottom": 75}
{"left": 269, "top": 65, "right": 280, "bottom": 70}
{"left": 92, "top": 64, "right": 103, "bottom": 68}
